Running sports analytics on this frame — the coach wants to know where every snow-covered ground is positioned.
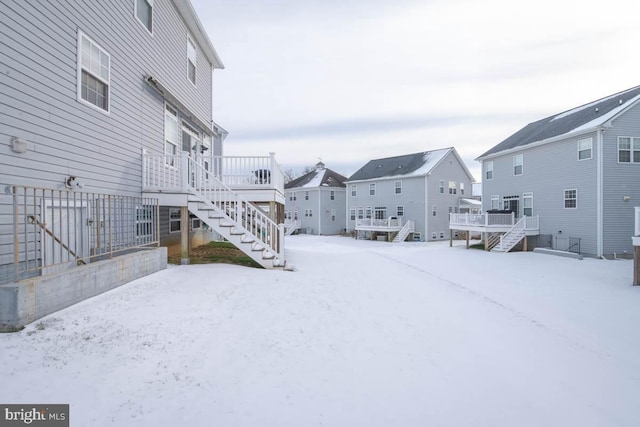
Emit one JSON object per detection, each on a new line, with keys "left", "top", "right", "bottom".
{"left": 1, "top": 235, "right": 639, "bottom": 426}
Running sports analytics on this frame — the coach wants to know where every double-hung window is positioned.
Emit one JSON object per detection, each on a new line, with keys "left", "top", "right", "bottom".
{"left": 350, "top": 208, "right": 356, "bottom": 221}
{"left": 135, "top": 0, "right": 153, "bottom": 33}
{"left": 169, "top": 208, "right": 181, "bottom": 232}
{"left": 523, "top": 192, "right": 533, "bottom": 216}
{"left": 187, "top": 35, "right": 197, "bottom": 85}
{"left": 165, "top": 105, "right": 179, "bottom": 166}
{"left": 564, "top": 189, "right": 577, "bottom": 209}
{"left": 618, "top": 137, "right": 640, "bottom": 163}
{"left": 394, "top": 181, "right": 402, "bottom": 194}
{"left": 513, "top": 154, "right": 523, "bottom": 176}
{"left": 490, "top": 195, "right": 500, "bottom": 210}
{"left": 577, "top": 138, "right": 592, "bottom": 160}
{"left": 78, "top": 32, "right": 110, "bottom": 112}
{"left": 448, "top": 181, "right": 456, "bottom": 194}
{"left": 351, "top": 184, "right": 357, "bottom": 197}
{"left": 439, "top": 180, "right": 444, "bottom": 194}
{"left": 330, "top": 191, "right": 335, "bottom": 200}
{"left": 369, "top": 183, "right": 376, "bottom": 196}
{"left": 485, "top": 161, "right": 493, "bottom": 180}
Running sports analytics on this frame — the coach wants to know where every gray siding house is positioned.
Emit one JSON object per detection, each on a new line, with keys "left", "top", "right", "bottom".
{"left": 0, "top": 0, "right": 285, "bottom": 329}
{"left": 346, "top": 148, "right": 474, "bottom": 242}
{"left": 476, "top": 85, "right": 640, "bottom": 258}
{"left": 284, "top": 162, "right": 347, "bottom": 235}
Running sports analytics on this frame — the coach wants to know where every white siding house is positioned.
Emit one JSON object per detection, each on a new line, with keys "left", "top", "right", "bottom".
{"left": 346, "top": 148, "right": 474, "bottom": 242}
{"left": 284, "top": 162, "right": 347, "bottom": 235}
{"left": 473, "top": 85, "right": 640, "bottom": 257}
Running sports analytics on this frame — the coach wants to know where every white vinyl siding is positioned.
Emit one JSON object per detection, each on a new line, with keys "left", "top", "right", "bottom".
{"left": 577, "top": 137, "right": 592, "bottom": 160}
{"left": 77, "top": 31, "right": 110, "bottom": 113}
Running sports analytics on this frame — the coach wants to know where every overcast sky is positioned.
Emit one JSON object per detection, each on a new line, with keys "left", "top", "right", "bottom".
{"left": 190, "top": 0, "right": 639, "bottom": 180}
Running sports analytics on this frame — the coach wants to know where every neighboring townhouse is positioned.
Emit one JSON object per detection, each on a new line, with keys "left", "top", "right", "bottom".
{"left": 470, "top": 85, "right": 640, "bottom": 257}
{"left": 346, "top": 147, "right": 474, "bottom": 242}
{"left": 0, "top": 0, "right": 285, "bottom": 329}
{"left": 284, "top": 162, "right": 347, "bottom": 235}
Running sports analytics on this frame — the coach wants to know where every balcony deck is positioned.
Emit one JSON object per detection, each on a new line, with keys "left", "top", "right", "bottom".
{"left": 355, "top": 217, "right": 404, "bottom": 232}
{"left": 449, "top": 213, "right": 539, "bottom": 235}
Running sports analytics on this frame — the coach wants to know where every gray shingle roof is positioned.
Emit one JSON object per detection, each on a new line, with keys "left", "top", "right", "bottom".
{"left": 285, "top": 167, "right": 348, "bottom": 189}
{"left": 478, "top": 85, "right": 640, "bottom": 159}
{"left": 348, "top": 148, "right": 452, "bottom": 181}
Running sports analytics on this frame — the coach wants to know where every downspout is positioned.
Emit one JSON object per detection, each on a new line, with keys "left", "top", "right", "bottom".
{"left": 424, "top": 174, "right": 429, "bottom": 241}
{"left": 345, "top": 185, "right": 350, "bottom": 233}
{"left": 596, "top": 127, "right": 604, "bottom": 257}
{"left": 318, "top": 188, "right": 322, "bottom": 235}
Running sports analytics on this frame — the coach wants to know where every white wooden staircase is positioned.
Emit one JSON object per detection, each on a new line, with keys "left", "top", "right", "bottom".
{"left": 186, "top": 157, "right": 285, "bottom": 269}
{"left": 392, "top": 220, "right": 415, "bottom": 242}
{"left": 491, "top": 217, "right": 526, "bottom": 253}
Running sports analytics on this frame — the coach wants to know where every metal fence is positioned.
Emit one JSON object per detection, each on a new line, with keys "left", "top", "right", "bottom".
{"left": 1, "top": 185, "right": 159, "bottom": 284}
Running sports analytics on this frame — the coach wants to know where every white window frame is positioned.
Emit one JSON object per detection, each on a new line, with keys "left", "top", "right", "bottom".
{"left": 564, "top": 189, "right": 577, "bottom": 209}
{"left": 431, "top": 232, "right": 437, "bottom": 240}
{"left": 169, "top": 208, "right": 181, "bottom": 233}
{"left": 448, "top": 181, "right": 456, "bottom": 195}
{"left": 191, "top": 217, "right": 202, "bottom": 230}
{"left": 135, "top": 0, "right": 153, "bottom": 34}
{"left": 365, "top": 207, "right": 372, "bottom": 219}
{"left": 164, "top": 104, "right": 179, "bottom": 166}
{"left": 350, "top": 184, "right": 357, "bottom": 197}
{"left": 369, "top": 183, "right": 376, "bottom": 196}
{"left": 523, "top": 192, "right": 533, "bottom": 216}
{"left": 357, "top": 207, "right": 364, "bottom": 220}
{"left": 460, "top": 182, "right": 464, "bottom": 195}
{"left": 394, "top": 180, "right": 402, "bottom": 195}
{"left": 331, "top": 209, "right": 336, "bottom": 221}
{"left": 439, "top": 180, "right": 444, "bottom": 194}
{"left": 77, "top": 31, "right": 110, "bottom": 114}
{"left": 396, "top": 206, "right": 404, "bottom": 217}
{"left": 485, "top": 161, "right": 493, "bottom": 181}
{"left": 187, "top": 34, "right": 197, "bottom": 86}
{"left": 432, "top": 205, "right": 437, "bottom": 217}
{"left": 490, "top": 195, "right": 500, "bottom": 210}
{"left": 330, "top": 191, "right": 335, "bottom": 200}
{"left": 577, "top": 137, "right": 592, "bottom": 161}
{"left": 439, "top": 232, "right": 445, "bottom": 239}
{"left": 513, "top": 154, "right": 523, "bottom": 176}
{"left": 305, "top": 191, "right": 309, "bottom": 201}
{"left": 350, "top": 208, "right": 356, "bottom": 221}
{"left": 618, "top": 137, "right": 640, "bottom": 163}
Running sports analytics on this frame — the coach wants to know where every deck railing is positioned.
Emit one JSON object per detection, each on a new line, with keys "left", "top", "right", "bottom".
{"left": 449, "top": 213, "right": 515, "bottom": 227}
{"left": 1, "top": 185, "right": 159, "bottom": 284}
{"left": 142, "top": 151, "right": 284, "bottom": 193}
{"left": 356, "top": 217, "right": 404, "bottom": 229}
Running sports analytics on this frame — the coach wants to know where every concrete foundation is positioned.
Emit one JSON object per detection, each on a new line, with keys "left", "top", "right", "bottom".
{"left": 0, "top": 247, "right": 167, "bottom": 332}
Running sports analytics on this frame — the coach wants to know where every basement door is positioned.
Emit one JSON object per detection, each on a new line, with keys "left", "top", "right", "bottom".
{"left": 41, "top": 200, "right": 90, "bottom": 275}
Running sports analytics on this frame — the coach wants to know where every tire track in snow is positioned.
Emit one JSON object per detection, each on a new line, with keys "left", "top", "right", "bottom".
{"left": 368, "top": 249, "right": 614, "bottom": 361}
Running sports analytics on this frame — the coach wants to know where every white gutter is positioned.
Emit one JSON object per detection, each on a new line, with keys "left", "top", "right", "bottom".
{"left": 596, "top": 127, "right": 604, "bottom": 257}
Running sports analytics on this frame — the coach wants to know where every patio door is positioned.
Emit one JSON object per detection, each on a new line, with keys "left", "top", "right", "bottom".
{"left": 41, "top": 200, "right": 90, "bottom": 275}
{"left": 182, "top": 122, "right": 201, "bottom": 187}
{"left": 503, "top": 196, "right": 519, "bottom": 218}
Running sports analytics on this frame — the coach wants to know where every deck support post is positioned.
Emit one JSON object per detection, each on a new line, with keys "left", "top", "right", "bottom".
{"left": 449, "top": 230, "right": 453, "bottom": 247}
{"left": 523, "top": 236, "right": 528, "bottom": 252}
{"left": 180, "top": 206, "right": 190, "bottom": 265}
{"left": 466, "top": 231, "right": 470, "bottom": 249}
{"left": 633, "top": 237, "right": 640, "bottom": 285}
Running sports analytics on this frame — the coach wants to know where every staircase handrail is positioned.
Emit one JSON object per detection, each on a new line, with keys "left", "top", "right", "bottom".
{"left": 498, "top": 216, "right": 527, "bottom": 250}
{"left": 187, "top": 156, "right": 284, "bottom": 262}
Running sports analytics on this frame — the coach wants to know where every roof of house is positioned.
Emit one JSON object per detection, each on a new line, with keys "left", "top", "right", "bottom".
{"left": 347, "top": 147, "right": 456, "bottom": 181}
{"left": 173, "top": 0, "right": 224, "bottom": 69}
{"left": 285, "top": 164, "right": 348, "bottom": 189}
{"left": 477, "top": 85, "right": 640, "bottom": 160}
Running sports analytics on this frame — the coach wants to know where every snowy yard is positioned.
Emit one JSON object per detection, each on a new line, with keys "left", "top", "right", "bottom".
{"left": 1, "top": 235, "right": 639, "bottom": 426}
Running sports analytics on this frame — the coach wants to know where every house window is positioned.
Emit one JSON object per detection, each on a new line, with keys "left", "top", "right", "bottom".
{"left": 439, "top": 180, "right": 444, "bottom": 194}
{"left": 294, "top": 210, "right": 298, "bottom": 220}
{"left": 485, "top": 161, "right": 493, "bottom": 180}
{"left": 513, "top": 154, "right": 523, "bottom": 176}
{"left": 77, "top": 32, "right": 110, "bottom": 112}
{"left": 331, "top": 209, "right": 336, "bottom": 221}
{"left": 460, "top": 183, "right": 465, "bottom": 195}
{"left": 351, "top": 184, "right": 357, "bottom": 197}
{"left": 135, "top": 0, "right": 153, "bottom": 33}
{"left": 292, "top": 192, "right": 297, "bottom": 201}
{"left": 305, "top": 191, "right": 309, "bottom": 201}
{"left": 396, "top": 206, "right": 404, "bottom": 217}
{"left": 330, "top": 191, "right": 335, "bottom": 200}
{"left": 365, "top": 207, "right": 372, "bottom": 219}
{"left": 374, "top": 207, "right": 386, "bottom": 220}
{"left": 448, "top": 181, "right": 456, "bottom": 194}
{"left": 187, "top": 35, "right": 197, "bottom": 85}
{"left": 432, "top": 205, "right": 437, "bottom": 217}
{"left": 165, "top": 104, "right": 179, "bottom": 166}
{"left": 395, "top": 181, "right": 402, "bottom": 194}
{"left": 431, "top": 232, "right": 437, "bottom": 239}
{"left": 169, "top": 208, "right": 181, "bottom": 233}
{"left": 350, "top": 208, "right": 356, "bottom": 221}
{"left": 523, "top": 192, "right": 533, "bottom": 216}
{"left": 564, "top": 189, "right": 577, "bottom": 209}
{"left": 618, "top": 137, "right": 640, "bottom": 163}
{"left": 369, "top": 183, "right": 376, "bottom": 196}
{"left": 191, "top": 217, "right": 202, "bottom": 230}
{"left": 577, "top": 138, "right": 592, "bottom": 160}
{"left": 357, "top": 207, "right": 364, "bottom": 220}
{"left": 439, "top": 232, "right": 445, "bottom": 239}
{"left": 490, "top": 195, "right": 500, "bottom": 210}
{"left": 305, "top": 209, "right": 313, "bottom": 217}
